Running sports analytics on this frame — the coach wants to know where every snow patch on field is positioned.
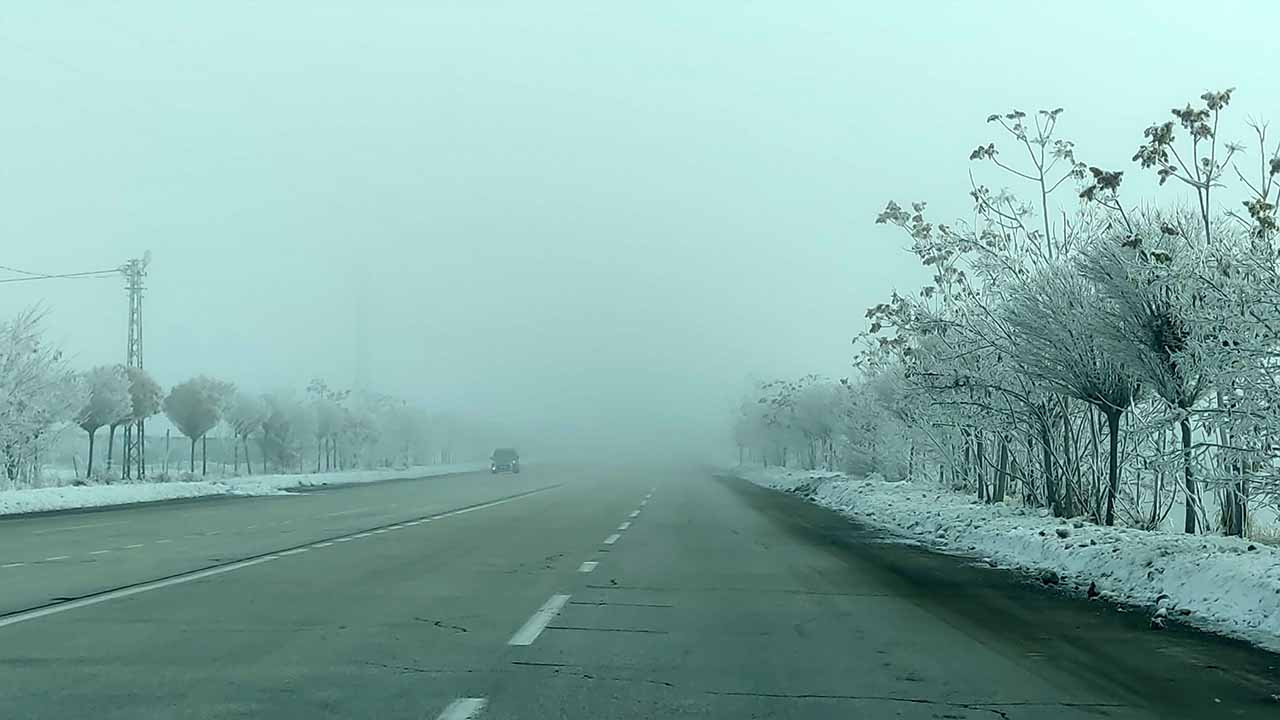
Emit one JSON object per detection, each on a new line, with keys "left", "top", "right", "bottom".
{"left": 0, "top": 463, "right": 484, "bottom": 516}
{"left": 738, "top": 464, "right": 1280, "bottom": 653}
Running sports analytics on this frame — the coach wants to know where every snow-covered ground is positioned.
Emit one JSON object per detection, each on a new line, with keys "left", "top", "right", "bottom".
{"left": 0, "top": 463, "right": 485, "bottom": 516}
{"left": 737, "top": 464, "right": 1280, "bottom": 653}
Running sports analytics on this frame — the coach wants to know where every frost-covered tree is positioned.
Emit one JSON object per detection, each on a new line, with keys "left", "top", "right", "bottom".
{"left": 77, "top": 365, "right": 131, "bottom": 479}
{"left": 107, "top": 367, "right": 162, "bottom": 475}
{"left": 1006, "top": 266, "right": 1141, "bottom": 525}
{"left": 0, "top": 309, "right": 82, "bottom": 484}
{"left": 225, "top": 391, "right": 267, "bottom": 474}
{"left": 164, "top": 376, "right": 234, "bottom": 474}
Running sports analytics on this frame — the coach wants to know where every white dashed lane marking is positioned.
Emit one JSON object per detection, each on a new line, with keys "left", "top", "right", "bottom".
{"left": 89, "top": 550, "right": 111, "bottom": 555}
{"left": 508, "top": 594, "right": 572, "bottom": 646}
{"left": 603, "top": 534, "right": 620, "bottom": 545}
{"left": 155, "top": 539, "right": 172, "bottom": 544}
{"left": 42, "top": 556, "right": 69, "bottom": 562}
{"left": 578, "top": 561, "right": 598, "bottom": 573}
{"left": 123, "top": 544, "right": 144, "bottom": 549}
{"left": 314, "top": 542, "right": 334, "bottom": 548}
{"left": 436, "top": 697, "right": 488, "bottom": 720}
{"left": 629, "top": 510, "right": 640, "bottom": 518}
{"left": 617, "top": 521, "right": 631, "bottom": 531}
{"left": 3, "top": 562, "right": 26, "bottom": 568}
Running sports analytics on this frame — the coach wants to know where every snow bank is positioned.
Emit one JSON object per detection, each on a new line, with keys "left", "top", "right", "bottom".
{"left": 0, "top": 463, "right": 484, "bottom": 516}
{"left": 738, "top": 465, "right": 1280, "bottom": 653}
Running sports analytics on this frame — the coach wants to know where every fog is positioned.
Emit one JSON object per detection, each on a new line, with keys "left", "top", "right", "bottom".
{"left": 3, "top": 2, "right": 1276, "bottom": 462}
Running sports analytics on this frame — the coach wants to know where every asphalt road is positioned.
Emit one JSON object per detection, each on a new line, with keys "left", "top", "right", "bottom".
{"left": 1, "top": 466, "right": 1277, "bottom": 719}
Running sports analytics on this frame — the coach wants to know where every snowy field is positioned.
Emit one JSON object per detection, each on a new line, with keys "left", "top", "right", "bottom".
{"left": 737, "top": 464, "right": 1280, "bottom": 653}
{"left": 0, "top": 463, "right": 485, "bottom": 516}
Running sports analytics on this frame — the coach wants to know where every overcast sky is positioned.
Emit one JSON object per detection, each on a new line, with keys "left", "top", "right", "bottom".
{"left": 3, "top": 2, "right": 1277, "bottom": 457}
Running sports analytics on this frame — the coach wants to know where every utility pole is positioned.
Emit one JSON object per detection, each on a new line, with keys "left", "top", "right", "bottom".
{"left": 121, "top": 251, "right": 151, "bottom": 479}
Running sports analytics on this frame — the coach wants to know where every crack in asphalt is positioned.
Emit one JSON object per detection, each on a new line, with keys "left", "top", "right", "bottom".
{"left": 703, "top": 691, "right": 1130, "bottom": 719}
{"left": 360, "top": 661, "right": 482, "bottom": 676}
{"left": 413, "top": 617, "right": 468, "bottom": 633}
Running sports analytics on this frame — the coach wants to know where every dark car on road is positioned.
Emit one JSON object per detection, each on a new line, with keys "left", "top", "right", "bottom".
{"left": 490, "top": 448, "right": 520, "bottom": 474}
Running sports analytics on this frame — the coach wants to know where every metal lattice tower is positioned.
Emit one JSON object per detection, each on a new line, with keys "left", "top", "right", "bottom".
{"left": 122, "top": 253, "right": 150, "bottom": 479}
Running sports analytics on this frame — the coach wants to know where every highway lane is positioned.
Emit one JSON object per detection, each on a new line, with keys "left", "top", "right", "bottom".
{"left": 0, "top": 469, "right": 555, "bottom": 616}
{"left": 1, "top": 466, "right": 1278, "bottom": 718}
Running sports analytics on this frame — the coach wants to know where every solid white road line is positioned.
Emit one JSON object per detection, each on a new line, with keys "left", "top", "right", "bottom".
{"left": 508, "top": 594, "right": 571, "bottom": 646}
{"left": 42, "top": 556, "right": 69, "bottom": 562}
{"left": 436, "top": 698, "right": 488, "bottom": 720}
{"left": 314, "top": 542, "right": 334, "bottom": 548}
{"left": 353, "top": 533, "right": 371, "bottom": 538}
{"left": 334, "top": 537, "right": 352, "bottom": 542}
{"left": 617, "top": 521, "right": 631, "bottom": 531}
{"left": 629, "top": 510, "right": 640, "bottom": 518}
{"left": 32, "top": 520, "right": 124, "bottom": 535}
{"left": 603, "top": 534, "right": 620, "bottom": 545}
{"left": 0, "top": 555, "right": 279, "bottom": 629}
{"left": 578, "top": 561, "right": 598, "bottom": 573}
{"left": 372, "top": 529, "right": 388, "bottom": 534}
{"left": 278, "top": 548, "right": 309, "bottom": 556}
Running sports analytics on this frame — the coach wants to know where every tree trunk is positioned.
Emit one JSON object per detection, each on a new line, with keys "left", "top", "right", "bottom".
{"left": 189, "top": 437, "right": 196, "bottom": 473}
{"left": 316, "top": 441, "right": 322, "bottom": 474}
{"left": 1040, "top": 419, "right": 1058, "bottom": 515}
{"left": 993, "top": 436, "right": 1008, "bottom": 504}
{"left": 202, "top": 435, "right": 208, "bottom": 476}
{"left": 1061, "top": 401, "right": 1075, "bottom": 517}
{"left": 1180, "top": 416, "right": 1197, "bottom": 534}
{"left": 975, "top": 432, "right": 987, "bottom": 501}
{"left": 233, "top": 440, "right": 240, "bottom": 474}
{"left": 1104, "top": 409, "right": 1120, "bottom": 527}
{"left": 86, "top": 429, "right": 97, "bottom": 478}
{"left": 260, "top": 434, "right": 267, "bottom": 474}
{"left": 243, "top": 438, "right": 253, "bottom": 475}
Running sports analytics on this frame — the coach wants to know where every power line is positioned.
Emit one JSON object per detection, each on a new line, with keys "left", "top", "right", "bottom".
{"left": 0, "top": 268, "right": 119, "bottom": 284}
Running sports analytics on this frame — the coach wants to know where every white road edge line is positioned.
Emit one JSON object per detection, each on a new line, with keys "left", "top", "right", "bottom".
{"left": 603, "top": 534, "right": 620, "bottom": 545}
{"left": 334, "top": 537, "right": 352, "bottom": 542}
{"left": 436, "top": 697, "right": 488, "bottom": 720}
{"left": 617, "top": 521, "right": 631, "bottom": 531}
{"left": 508, "top": 594, "right": 571, "bottom": 646}
{"left": 578, "top": 561, "right": 598, "bottom": 573}
{"left": 0, "top": 556, "right": 279, "bottom": 629}
{"left": 278, "top": 548, "right": 309, "bottom": 556}
{"left": 314, "top": 542, "right": 334, "bottom": 548}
